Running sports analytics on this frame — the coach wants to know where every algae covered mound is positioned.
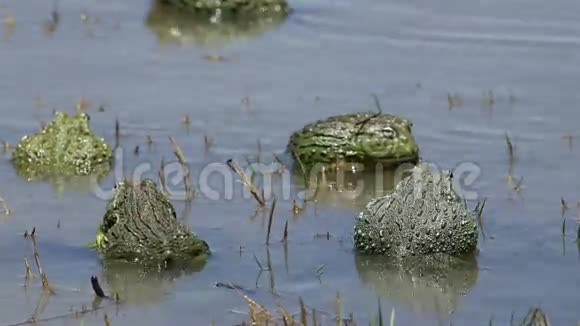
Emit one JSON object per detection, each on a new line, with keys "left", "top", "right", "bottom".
{"left": 146, "top": 0, "right": 288, "bottom": 46}
{"left": 95, "top": 179, "right": 210, "bottom": 269}
{"left": 354, "top": 162, "right": 478, "bottom": 258}
{"left": 12, "top": 111, "right": 113, "bottom": 180}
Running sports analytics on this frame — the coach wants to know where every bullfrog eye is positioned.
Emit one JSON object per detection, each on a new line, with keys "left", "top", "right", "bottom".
{"left": 382, "top": 127, "right": 396, "bottom": 138}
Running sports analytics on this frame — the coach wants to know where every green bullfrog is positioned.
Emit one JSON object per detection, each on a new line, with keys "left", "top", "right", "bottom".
{"left": 12, "top": 111, "right": 113, "bottom": 180}
{"left": 354, "top": 162, "right": 479, "bottom": 258}
{"left": 287, "top": 112, "right": 420, "bottom": 169}
{"left": 94, "top": 178, "right": 210, "bottom": 270}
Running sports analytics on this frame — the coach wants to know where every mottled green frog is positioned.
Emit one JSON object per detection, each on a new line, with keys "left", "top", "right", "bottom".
{"left": 287, "top": 112, "right": 420, "bottom": 169}
{"left": 354, "top": 163, "right": 478, "bottom": 258}
{"left": 94, "top": 179, "right": 210, "bottom": 269}
{"left": 12, "top": 111, "right": 113, "bottom": 180}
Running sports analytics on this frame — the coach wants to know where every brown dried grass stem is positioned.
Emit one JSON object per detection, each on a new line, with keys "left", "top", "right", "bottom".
{"left": 27, "top": 228, "right": 55, "bottom": 294}
{"left": 169, "top": 136, "right": 194, "bottom": 200}
{"left": 24, "top": 257, "right": 33, "bottom": 285}
{"left": 226, "top": 159, "right": 265, "bottom": 206}
{"left": 266, "top": 198, "right": 276, "bottom": 245}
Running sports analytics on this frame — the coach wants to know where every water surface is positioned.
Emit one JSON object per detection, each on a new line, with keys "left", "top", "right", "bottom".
{"left": 1, "top": 0, "right": 580, "bottom": 324}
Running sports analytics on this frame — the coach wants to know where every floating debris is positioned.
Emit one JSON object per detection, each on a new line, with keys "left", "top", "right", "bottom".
{"left": 42, "top": 2, "right": 59, "bottom": 35}
{"left": 80, "top": 10, "right": 89, "bottom": 24}
{"left": 447, "top": 93, "right": 463, "bottom": 110}
{"left": 75, "top": 96, "right": 90, "bottom": 112}
{"left": 2, "top": 8, "right": 15, "bottom": 30}
{"left": 484, "top": 90, "right": 495, "bottom": 108}
{"left": 1, "top": 140, "right": 12, "bottom": 153}
{"left": 203, "top": 54, "right": 227, "bottom": 62}
{"left": 146, "top": 135, "right": 154, "bottom": 149}
{"left": 182, "top": 114, "right": 191, "bottom": 127}
{"left": 0, "top": 195, "right": 11, "bottom": 216}
{"left": 562, "top": 133, "right": 575, "bottom": 151}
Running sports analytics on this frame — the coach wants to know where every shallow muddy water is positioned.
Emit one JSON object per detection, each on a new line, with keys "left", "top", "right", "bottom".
{"left": 1, "top": 0, "right": 580, "bottom": 325}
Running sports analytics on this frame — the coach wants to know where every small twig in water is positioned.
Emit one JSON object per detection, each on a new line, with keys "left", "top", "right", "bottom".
{"left": 266, "top": 197, "right": 276, "bottom": 245}
{"left": 281, "top": 220, "right": 288, "bottom": 243}
{"left": 24, "top": 257, "right": 33, "bottom": 285}
{"left": 1, "top": 140, "right": 12, "bottom": 153}
{"left": 484, "top": 90, "right": 495, "bottom": 108}
{"left": 312, "top": 308, "right": 318, "bottom": 326}
{"left": 27, "top": 227, "right": 55, "bottom": 294}
{"left": 253, "top": 254, "right": 266, "bottom": 271}
{"left": 513, "top": 176, "right": 524, "bottom": 194}
{"left": 292, "top": 199, "right": 303, "bottom": 216}
{"left": 226, "top": 159, "right": 265, "bottom": 206}
{"left": 335, "top": 292, "right": 342, "bottom": 326}
{"left": 315, "top": 264, "right": 326, "bottom": 279}
{"left": 562, "top": 133, "right": 575, "bottom": 151}
{"left": 520, "top": 307, "right": 550, "bottom": 326}
{"left": 561, "top": 197, "right": 569, "bottom": 218}
{"left": 256, "top": 139, "right": 262, "bottom": 163}
{"left": 182, "top": 114, "right": 191, "bottom": 128}
{"left": 114, "top": 118, "right": 120, "bottom": 148}
{"left": 90, "top": 275, "right": 107, "bottom": 298}
{"left": 505, "top": 132, "right": 516, "bottom": 163}
{"left": 146, "top": 135, "right": 153, "bottom": 149}
{"left": 292, "top": 150, "right": 310, "bottom": 188}
{"left": 169, "top": 136, "right": 194, "bottom": 200}
{"left": 203, "top": 133, "right": 213, "bottom": 152}
{"left": 475, "top": 198, "right": 487, "bottom": 240}
{"left": 272, "top": 153, "right": 287, "bottom": 173}
{"left": 299, "top": 297, "right": 307, "bottom": 325}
